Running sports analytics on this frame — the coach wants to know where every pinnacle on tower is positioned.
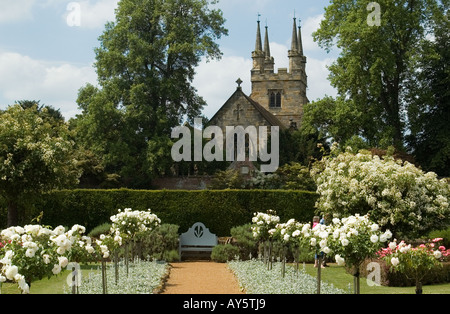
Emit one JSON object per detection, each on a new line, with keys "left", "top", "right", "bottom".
{"left": 298, "top": 25, "right": 304, "bottom": 56}
{"left": 252, "top": 19, "right": 265, "bottom": 73}
{"left": 264, "top": 26, "right": 271, "bottom": 59}
{"left": 291, "top": 18, "right": 299, "bottom": 52}
{"left": 255, "top": 20, "right": 263, "bottom": 52}
{"left": 288, "top": 17, "right": 302, "bottom": 73}
{"left": 264, "top": 25, "right": 274, "bottom": 72}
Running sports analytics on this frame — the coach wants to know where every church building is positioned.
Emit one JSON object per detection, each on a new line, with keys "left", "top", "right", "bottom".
{"left": 209, "top": 18, "right": 308, "bottom": 132}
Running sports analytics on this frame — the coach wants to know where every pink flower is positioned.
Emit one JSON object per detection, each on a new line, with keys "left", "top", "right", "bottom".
{"left": 432, "top": 238, "right": 443, "bottom": 243}
{"left": 439, "top": 246, "right": 446, "bottom": 251}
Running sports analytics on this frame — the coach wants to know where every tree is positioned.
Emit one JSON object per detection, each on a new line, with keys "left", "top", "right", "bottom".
{"left": 313, "top": 0, "right": 438, "bottom": 150}
{"left": 406, "top": 2, "right": 450, "bottom": 176}
{"left": 75, "top": 0, "right": 228, "bottom": 187}
{"left": 0, "top": 104, "right": 81, "bottom": 227}
{"left": 301, "top": 96, "right": 363, "bottom": 147}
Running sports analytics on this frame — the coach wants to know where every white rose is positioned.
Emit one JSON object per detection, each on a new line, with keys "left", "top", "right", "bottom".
{"left": 391, "top": 257, "right": 400, "bottom": 267}
{"left": 42, "top": 254, "right": 51, "bottom": 264}
{"left": 5, "top": 265, "right": 19, "bottom": 280}
{"left": 58, "top": 256, "right": 69, "bottom": 268}
{"left": 52, "top": 264, "right": 62, "bottom": 275}
{"left": 370, "top": 235, "right": 379, "bottom": 243}
{"left": 434, "top": 250, "right": 442, "bottom": 259}
{"left": 389, "top": 242, "right": 397, "bottom": 250}
{"left": 25, "top": 248, "right": 36, "bottom": 258}
{"left": 335, "top": 254, "right": 345, "bottom": 266}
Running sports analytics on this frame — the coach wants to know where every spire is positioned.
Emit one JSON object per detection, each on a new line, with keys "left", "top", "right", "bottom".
{"left": 255, "top": 20, "right": 263, "bottom": 52}
{"left": 252, "top": 19, "right": 265, "bottom": 74}
{"left": 291, "top": 18, "right": 299, "bottom": 52}
{"left": 298, "top": 25, "right": 304, "bottom": 56}
{"left": 263, "top": 25, "right": 274, "bottom": 73}
{"left": 264, "top": 26, "right": 271, "bottom": 59}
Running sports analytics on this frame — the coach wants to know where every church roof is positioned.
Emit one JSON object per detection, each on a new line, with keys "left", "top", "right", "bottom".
{"left": 208, "top": 87, "right": 286, "bottom": 129}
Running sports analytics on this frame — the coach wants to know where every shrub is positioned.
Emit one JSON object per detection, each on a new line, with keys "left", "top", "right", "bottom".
{"left": 312, "top": 146, "right": 450, "bottom": 238}
{"left": 26, "top": 189, "right": 317, "bottom": 237}
{"left": 88, "top": 223, "right": 112, "bottom": 238}
{"left": 142, "top": 224, "right": 180, "bottom": 262}
{"left": 230, "top": 224, "right": 258, "bottom": 260}
{"left": 211, "top": 244, "right": 240, "bottom": 263}
{"left": 429, "top": 227, "right": 450, "bottom": 248}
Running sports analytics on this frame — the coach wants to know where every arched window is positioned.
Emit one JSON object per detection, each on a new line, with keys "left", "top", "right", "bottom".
{"left": 269, "top": 92, "right": 276, "bottom": 107}
{"left": 269, "top": 90, "right": 282, "bottom": 108}
{"left": 276, "top": 92, "right": 282, "bottom": 107}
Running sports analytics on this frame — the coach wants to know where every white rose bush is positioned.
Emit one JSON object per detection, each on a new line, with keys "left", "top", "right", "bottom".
{"left": 0, "top": 224, "right": 104, "bottom": 293}
{"left": 251, "top": 212, "right": 393, "bottom": 293}
{"left": 0, "top": 208, "right": 160, "bottom": 294}
{"left": 311, "top": 146, "right": 450, "bottom": 239}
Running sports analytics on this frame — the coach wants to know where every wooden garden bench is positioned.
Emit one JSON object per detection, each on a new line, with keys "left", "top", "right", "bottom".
{"left": 179, "top": 222, "right": 218, "bottom": 260}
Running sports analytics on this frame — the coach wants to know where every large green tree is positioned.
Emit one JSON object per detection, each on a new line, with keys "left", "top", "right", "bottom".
{"left": 0, "top": 103, "right": 81, "bottom": 227}
{"left": 75, "top": 0, "right": 227, "bottom": 187}
{"left": 312, "top": 0, "right": 440, "bottom": 150}
{"left": 406, "top": 2, "right": 449, "bottom": 176}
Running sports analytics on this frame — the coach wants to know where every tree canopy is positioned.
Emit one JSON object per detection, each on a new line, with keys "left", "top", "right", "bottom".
{"left": 74, "top": 0, "right": 228, "bottom": 187}
{"left": 309, "top": 0, "right": 449, "bottom": 177}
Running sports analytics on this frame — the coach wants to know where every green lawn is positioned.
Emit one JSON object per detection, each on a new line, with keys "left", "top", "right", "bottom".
{"left": 1, "top": 265, "right": 100, "bottom": 294}
{"left": 2, "top": 262, "right": 449, "bottom": 294}
{"left": 301, "top": 263, "right": 450, "bottom": 294}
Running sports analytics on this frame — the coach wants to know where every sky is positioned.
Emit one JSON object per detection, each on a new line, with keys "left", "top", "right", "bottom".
{"left": 0, "top": 0, "right": 339, "bottom": 120}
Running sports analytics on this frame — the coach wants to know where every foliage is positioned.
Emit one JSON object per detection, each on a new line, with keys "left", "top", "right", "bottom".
{"left": 208, "top": 169, "right": 246, "bottom": 189}
{"left": 381, "top": 239, "right": 446, "bottom": 292}
{"left": 247, "top": 163, "right": 317, "bottom": 191}
{"left": 313, "top": 0, "right": 440, "bottom": 150}
{"left": 74, "top": 259, "right": 169, "bottom": 294}
{"left": 110, "top": 208, "right": 160, "bottom": 242}
{"left": 327, "top": 215, "right": 392, "bottom": 270}
{"left": 251, "top": 211, "right": 280, "bottom": 242}
{"left": 74, "top": 0, "right": 228, "bottom": 186}
{"left": 428, "top": 227, "right": 450, "bottom": 249}
{"left": 230, "top": 224, "right": 258, "bottom": 260}
{"left": 228, "top": 260, "right": 345, "bottom": 294}
{"left": 22, "top": 189, "right": 317, "bottom": 237}
{"left": 211, "top": 244, "right": 240, "bottom": 263}
{"left": 0, "top": 104, "right": 81, "bottom": 226}
{"left": 142, "top": 224, "right": 180, "bottom": 262}
{"left": 0, "top": 224, "right": 113, "bottom": 293}
{"left": 406, "top": 1, "right": 450, "bottom": 177}
{"left": 311, "top": 145, "right": 450, "bottom": 238}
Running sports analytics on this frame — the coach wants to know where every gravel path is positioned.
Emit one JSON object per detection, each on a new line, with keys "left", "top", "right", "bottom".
{"left": 161, "top": 261, "right": 244, "bottom": 294}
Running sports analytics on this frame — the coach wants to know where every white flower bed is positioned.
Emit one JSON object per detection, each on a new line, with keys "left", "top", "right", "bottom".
{"left": 228, "top": 260, "right": 345, "bottom": 294}
{"left": 74, "top": 260, "right": 169, "bottom": 294}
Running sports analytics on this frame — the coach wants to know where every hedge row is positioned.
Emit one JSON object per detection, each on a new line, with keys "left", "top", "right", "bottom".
{"left": 2, "top": 189, "right": 318, "bottom": 237}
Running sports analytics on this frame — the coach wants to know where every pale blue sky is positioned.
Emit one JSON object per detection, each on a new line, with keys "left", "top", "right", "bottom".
{"left": 0, "top": 0, "right": 339, "bottom": 119}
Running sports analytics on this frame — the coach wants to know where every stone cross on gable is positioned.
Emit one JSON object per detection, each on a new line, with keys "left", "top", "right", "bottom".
{"left": 233, "top": 103, "right": 244, "bottom": 121}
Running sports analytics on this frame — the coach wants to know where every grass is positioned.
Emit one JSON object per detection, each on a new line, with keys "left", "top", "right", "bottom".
{"left": 300, "top": 263, "right": 450, "bottom": 294}
{"left": 2, "top": 261, "right": 450, "bottom": 294}
{"left": 1, "top": 264, "right": 100, "bottom": 294}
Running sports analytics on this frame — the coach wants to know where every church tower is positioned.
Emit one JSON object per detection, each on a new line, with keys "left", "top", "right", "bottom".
{"left": 250, "top": 18, "right": 308, "bottom": 129}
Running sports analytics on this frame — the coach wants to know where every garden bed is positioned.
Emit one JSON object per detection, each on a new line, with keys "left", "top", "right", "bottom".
{"left": 228, "top": 260, "right": 346, "bottom": 294}
{"left": 71, "top": 259, "right": 170, "bottom": 294}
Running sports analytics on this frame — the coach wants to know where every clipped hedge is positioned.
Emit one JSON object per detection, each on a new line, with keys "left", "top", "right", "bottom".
{"left": 19, "top": 189, "right": 318, "bottom": 237}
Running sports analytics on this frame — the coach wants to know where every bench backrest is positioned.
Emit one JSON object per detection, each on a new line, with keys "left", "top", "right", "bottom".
{"left": 179, "top": 222, "right": 218, "bottom": 247}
